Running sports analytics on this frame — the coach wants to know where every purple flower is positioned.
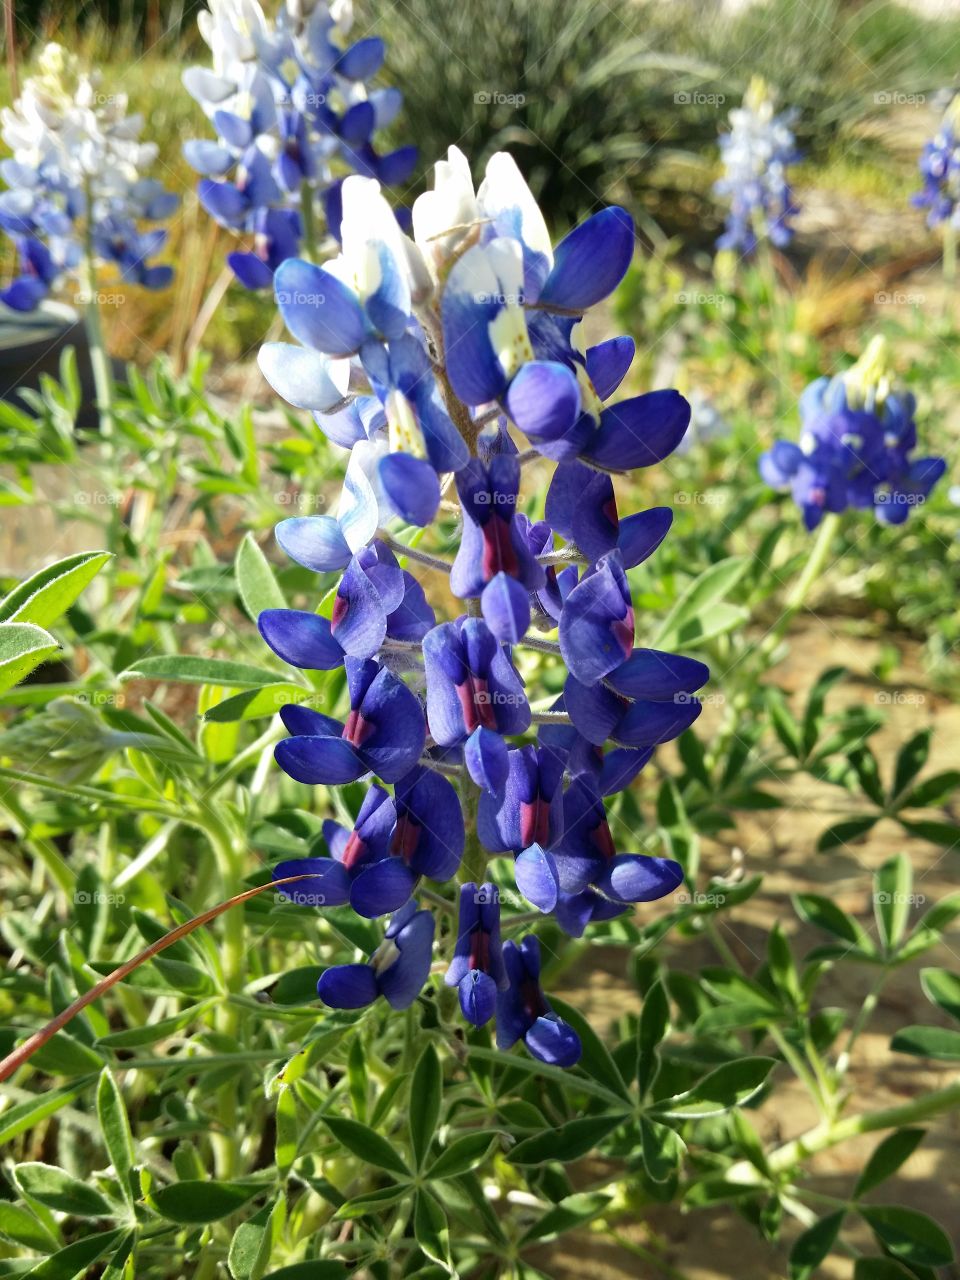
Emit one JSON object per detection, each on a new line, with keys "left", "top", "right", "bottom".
{"left": 445, "top": 882, "right": 508, "bottom": 1026}
{"left": 496, "top": 936, "right": 581, "bottom": 1067}
{"left": 318, "top": 901, "right": 434, "bottom": 1010}
{"left": 423, "top": 617, "right": 530, "bottom": 747}
{"left": 271, "top": 658, "right": 426, "bottom": 785}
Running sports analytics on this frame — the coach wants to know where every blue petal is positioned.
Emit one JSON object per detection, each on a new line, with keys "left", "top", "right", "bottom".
{"left": 377, "top": 147, "right": 418, "bottom": 187}
{"left": 275, "top": 258, "right": 366, "bottom": 356}
{"left": 339, "top": 100, "right": 376, "bottom": 145}
{"left": 464, "top": 726, "right": 509, "bottom": 794}
{"left": 458, "top": 970, "right": 498, "bottom": 1026}
{"left": 597, "top": 854, "right": 684, "bottom": 903}
{"left": 563, "top": 675, "right": 626, "bottom": 745}
{"left": 275, "top": 736, "right": 364, "bottom": 785}
{"left": 378, "top": 453, "right": 441, "bottom": 527}
{"left": 258, "top": 342, "right": 349, "bottom": 411}
{"left": 336, "top": 36, "right": 385, "bottom": 80}
{"left": 228, "top": 251, "right": 274, "bottom": 290}
{"left": 183, "top": 139, "right": 233, "bottom": 176}
{"left": 524, "top": 1015, "right": 582, "bottom": 1067}
{"left": 504, "top": 361, "right": 581, "bottom": 458}
{"left": 378, "top": 909, "right": 435, "bottom": 1009}
{"left": 349, "top": 858, "right": 417, "bottom": 918}
{"left": 606, "top": 649, "right": 710, "bottom": 701}
{"left": 332, "top": 557, "right": 388, "bottom": 658}
{"left": 538, "top": 207, "right": 634, "bottom": 311}
{"left": 617, "top": 507, "right": 673, "bottom": 568}
{"left": 615, "top": 696, "right": 702, "bottom": 747}
{"left": 258, "top": 609, "right": 344, "bottom": 669}
{"left": 273, "top": 857, "right": 350, "bottom": 907}
{"left": 481, "top": 572, "right": 530, "bottom": 643}
{"left": 515, "top": 844, "right": 561, "bottom": 913}
{"left": 197, "top": 178, "right": 248, "bottom": 226}
{"left": 441, "top": 246, "right": 507, "bottom": 405}
{"left": 276, "top": 516, "right": 352, "bottom": 573}
{"left": 582, "top": 390, "right": 691, "bottom": 471}
{"left": 318, "top": 962, "right": 378, "bottom": 1008}
{"left": 585, "top": 336, "right": 635, "bottom": 400}
{"left": 558, "top": 554, "right": 634, "bottom": 685}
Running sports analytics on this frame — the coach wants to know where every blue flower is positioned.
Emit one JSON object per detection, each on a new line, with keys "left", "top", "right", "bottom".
{"left": 912, "top": 100, "right": 960, "bottom": 228}
{"left": 715, "top": 77, "right": 799, "bottom": 256}
{"left": 423, "top": 617, "right": 530, "bottom": 747}
{"left": 760, "top": 340, "right": 947, "bottom": 528}
{"left": 182, "top": 1, "right": 416, "bottom": 288}
{"left": 265, "top": 657, "right": 426, "bottom": 785}
{"left": 496, "top": 936, "right": 581, "bottom": 1067}
{"left": 445, "top": 882, "right": 508, "bottom": 1026}
{"left": 318, "top": 901, "right": 435, "bottom": 1010}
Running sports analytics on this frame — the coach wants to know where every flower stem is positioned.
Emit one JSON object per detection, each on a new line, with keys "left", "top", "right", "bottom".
{"left": 767, "top": 1078, "right": 960, "bottom": 1175}
{"left": 300, "top": 180, "right": 318, "bottom": 262}
{"left": 759, "top": 510, "right": 841, "bottom": 661}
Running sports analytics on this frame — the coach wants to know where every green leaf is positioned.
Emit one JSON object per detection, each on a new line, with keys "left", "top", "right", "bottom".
{"left": 509, "top": 1114, "right": 624, "bottom": 1165}
{"left": 150, "top": 1180, "right": 261, "bottom": 1223}
{"left": 891, "top": 1024, "right": 960, "bottom": 1060}
{"left": 0, "top": 551, "right": 111, "bottom": 627}
{"left": 920, "top": 967, "right": 960, "bottom": 1022}
{"left": 694, "top": 1002, "right": 781, "bottom": 1036}
{"left": 409, "top": 1043, "right": 442, "bottom": 1168}
{"left": 321, "top": 1116, "right": 410, "bottom": 1177}
{"left": 802, "top": 666, "right": 847, "bottom": 755}
{"left": 550, "top": 996, "right": 631, "bottom": 1102}
{"left": 874, "top": 853, "right": 912, "bottom": 952}
{"left": 414, "top": 1189, "right": 452, "bottom": 1270}
{"left": 335, "top": 1185, "right": 408, "bottom": 1219}
{"left": 427, "top": 1132, "right": 496, "bottom": 1180}
{"left": 655, "top": 1057, "right": 776, "bottom": 1119}
{"left": 0, "top": 1078, "right": 94, "bottom": 1145}
{"left": 854, "top": 1130, "right": 925, "bottom": 1199}
{"left": 120, "top": 655, "right": 284, "bottom": 688}
{"left": 903, "top": 770, "right": 960, "bottom": 809}
{"left": 96, "top": 1002, "right": 211, "bottom": 1047}
{"left": 817, "top": 815, "right": 879, "bottom": 852}
{"left": 849, "top": 747, "right": 885, "bottom": 806}
{"left": 890, "top": 729, "right": 932, "bottom": 802}
{"left": 520, "top": 1192, "right": 612, "bottom": 1245}
{"left": 0, "top": 1202, "right": 59, "bottom": 1252}
{"left": 275, "top": 1087, "right": 299, "bottom": 1180}
{"left": 236, "top": 532, "right": 286, "bottom": 620}
{"left": 789, "top": 1210, "right": 845, "bottom": 1280}
{"left": 654, "top": 556, "right": 748, "bottom": 649}
{"left": 898, "top": 819, "right": 960, "bottom": 849}
{"left": 767, "top": 923, "right": 801, "bottom": 1005}
{"left": 96, "top": 1070, "right": 135, "bottom": 1205}
{"left": 852, "top": 1261, "right": 915, "bottom": 1280}
{"left": 0, "top": 622, "right": 59, "bottom": 694}
{"left": 13, "top": 1163, "right": 114, "bottom": 1217}
{"left": 859, "top": 1205, "right": 954, "bottom": 1267}
{"left": 21, "top": 1230, "right": 122, "bottom": 1280}
{"left": 637, "top": 978, "right": 670, "bottom": 1096}
{"left": 228, "top": 1197, "right": 282, "bottom": 1280}
{"left": 639, "top": 1117, "right": 685, "bottom": 1184}
{"left": 793, "top": 894, "right": 873, "bottom": 951}
{"left": 202, "top": 683, "right": 312, "bottom": 723}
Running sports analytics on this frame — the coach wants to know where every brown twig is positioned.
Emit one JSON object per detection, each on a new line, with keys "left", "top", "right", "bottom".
{"left": 0, "top": 873, "right": 315, "bottom": 1084}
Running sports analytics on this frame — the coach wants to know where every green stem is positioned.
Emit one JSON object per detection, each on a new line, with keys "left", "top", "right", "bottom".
{"left": 767, "top": 1077, "right": 960, "bottom": 1175}
{"left": 835, "top": 970, "right": 887, "bottom": 1077}
{"left": 759, "top": 510, "right": 841, "bottom": 662}
{"left": 300, "top": 180, "right": 318, "bottom": 262}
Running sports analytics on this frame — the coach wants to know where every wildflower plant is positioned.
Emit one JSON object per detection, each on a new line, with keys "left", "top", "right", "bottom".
{"left": 182, "top": 0, "right": 416, "bottom": 286}
{"left": 0, "top": 42, "right": 178, "bottom": 312}
{"left": 714, "top": 75, "right": 799, "bottom": 260}
{"left": 256, "top": 145, "right": 706, "bottom": 1065}
{"left": 760, "top": 336, "right": 946, "bottom": 532}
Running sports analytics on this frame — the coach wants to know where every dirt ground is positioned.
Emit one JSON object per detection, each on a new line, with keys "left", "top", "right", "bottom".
{"left": 539, "top": 620, "right": 960, "bottom": 1279}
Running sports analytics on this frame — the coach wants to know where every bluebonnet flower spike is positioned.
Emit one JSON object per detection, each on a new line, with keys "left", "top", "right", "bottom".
{"left": 259, "top": 146, "right": 705, "bottom": 1066}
